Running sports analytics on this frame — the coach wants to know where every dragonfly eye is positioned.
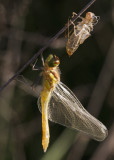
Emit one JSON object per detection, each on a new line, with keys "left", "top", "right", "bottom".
{"left": 46, "top": 54, "right": 60, "bottom": 67}
{"left": 92, "top": 15, "right": 99, "bottom": 25}
{"left": 53, "top": 55, "right": 60, "bottom": 66}
{"left": 92, "top": 15, "right": 97, "bottom": 22}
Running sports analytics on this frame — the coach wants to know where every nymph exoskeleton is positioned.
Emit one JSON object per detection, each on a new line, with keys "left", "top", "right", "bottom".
{"left": 66, "top": 12, "right": 99, "bottom": 56}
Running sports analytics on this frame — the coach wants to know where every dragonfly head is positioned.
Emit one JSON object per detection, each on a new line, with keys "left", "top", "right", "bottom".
{"left": 45, "top": 54, "right": 60, "bottom": 68}
{"left": 85, "top": 12, "right": 99, "bottom": 25}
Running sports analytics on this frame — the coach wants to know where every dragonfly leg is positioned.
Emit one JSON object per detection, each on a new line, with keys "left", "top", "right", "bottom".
{"left": 72, "top": 12, "right": 77, "bottom": 18}
{"left": 70, "top": 19, "right": 77, "bottom": 35}
{"left": 67, "top": 18, "right": 70, "bottom": 39}
{"left": 31, "top": 53, "right": 45, "bottom": 71}
{"left": 30, "top": 55, "right": 44, "bottom": 88}
{"left": 41, "top": 53, "right": 45, "bottom": 66}
{"left": 66, "top": 16, "right": 76, "bottom": 40}
{"left": 66, "top": 14, "right": 78, "bottom": 40}
{"left": 31, "top": 59, "right": 43, "bottom": 71}
{"left": 72, "top": 12, "right": 83, "bottom": 20}
{"left": 70, "top": 19, "right": 75, "bottom": 26}
{"left": 65, "top": 18, "right": 71, "bottom": 39}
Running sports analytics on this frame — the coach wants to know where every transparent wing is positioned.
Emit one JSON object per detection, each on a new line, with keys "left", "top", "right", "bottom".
{"left": 37, "top": 82, "right": 108, "bottom": 141}
{"left": 16, "top": 75, "right": 42, "bottom": 98}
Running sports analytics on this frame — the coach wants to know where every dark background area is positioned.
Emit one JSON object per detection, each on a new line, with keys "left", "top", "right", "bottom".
{"left": 0, "top": 0, "right": 114, "bottom": 160}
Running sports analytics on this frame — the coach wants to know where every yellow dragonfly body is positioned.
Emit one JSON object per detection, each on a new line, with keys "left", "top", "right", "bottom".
{"left": 66, "top": 12, "right": 99, "bottom": 56}
{"left": 38, "top": 54, "right": 108, "bottom": 152}
{"left": 40, "top": 55, "right": 60, "bottom": 152}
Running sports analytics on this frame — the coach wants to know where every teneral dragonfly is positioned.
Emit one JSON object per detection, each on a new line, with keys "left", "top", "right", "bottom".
{"left": 17, "top": 54, "right": 108, "bottom": 152}
{"left": 37, "top": 54, "right": 107, "bottom": 152}
{"left": 66, "top": 12, "right": 99, "bottom": 56}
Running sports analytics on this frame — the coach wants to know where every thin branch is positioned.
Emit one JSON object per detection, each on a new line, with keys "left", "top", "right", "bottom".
{"left": 0, "top": 0, "right": 96, "bottom": 92}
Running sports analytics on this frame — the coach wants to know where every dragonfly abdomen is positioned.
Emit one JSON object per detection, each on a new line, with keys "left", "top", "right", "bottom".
{"left": 41, "top": 89, "right": 51, "bottom": 152}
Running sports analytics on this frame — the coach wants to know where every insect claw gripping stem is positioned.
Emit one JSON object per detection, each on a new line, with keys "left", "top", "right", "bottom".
{"left": 72, "top": 12, "right": 83, "bottom": 20}
{"left": 31, "top": 59, "right": 38, "bottom": 70}
{"left": 40, "top": 53, "right": 45, "bottom": 66}
{"left": 31, "top": 53, "right": 44, "bottom": 71}
{"left": 31, "top": 58, "right": 44, "bottom": 71}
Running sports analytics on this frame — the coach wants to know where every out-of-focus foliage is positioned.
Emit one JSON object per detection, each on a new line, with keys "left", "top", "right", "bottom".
{"left": 0, "top": 0, "right": 114, "bottom": 160}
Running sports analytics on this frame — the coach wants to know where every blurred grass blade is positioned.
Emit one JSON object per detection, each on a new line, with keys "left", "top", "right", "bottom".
{"left": 41, "top": 129, "right": 79, "bottom": 160}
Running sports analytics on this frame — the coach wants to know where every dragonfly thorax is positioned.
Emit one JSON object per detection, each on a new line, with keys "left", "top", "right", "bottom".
{"left": 43, "top": 55, "right": 60, "bottom": 91}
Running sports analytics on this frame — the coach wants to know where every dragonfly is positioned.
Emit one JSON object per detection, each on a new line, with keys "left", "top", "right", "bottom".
{"left": 33, "top": 54, "right": 108, "bottom": 152}
{"left": 17, "top": 54, "right": 108, "bottom": 152}
{"left": 66, "top": 12, "right": 99, "bottom": 56}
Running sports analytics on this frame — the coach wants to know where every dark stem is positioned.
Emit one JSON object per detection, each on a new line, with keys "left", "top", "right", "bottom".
{"left": 0, "top": 0, "right": 96, "bottom": 92}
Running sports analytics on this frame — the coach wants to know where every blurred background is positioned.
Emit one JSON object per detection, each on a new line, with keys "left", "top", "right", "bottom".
{"left": 0, "top": 0, "right": 114, "bottom": 160}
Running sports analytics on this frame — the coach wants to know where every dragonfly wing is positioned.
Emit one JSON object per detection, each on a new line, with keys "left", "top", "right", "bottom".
{"left": 37, "top": 82, "right": 108, "bottom": 141}
{"left": 16, "top": 75, "right": 43, "bottom": 98}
